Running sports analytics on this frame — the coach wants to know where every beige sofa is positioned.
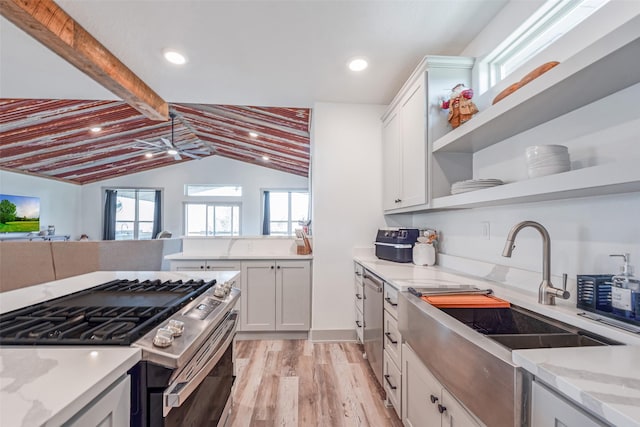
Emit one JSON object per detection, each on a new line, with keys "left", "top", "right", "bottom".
{"left": 0, "top": 239, "right": 182, "bottom": 293}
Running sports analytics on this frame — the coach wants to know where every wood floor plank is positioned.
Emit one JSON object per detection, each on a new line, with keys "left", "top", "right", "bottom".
{"left": 229, "top": 340, "right": 402, "bottom": 427}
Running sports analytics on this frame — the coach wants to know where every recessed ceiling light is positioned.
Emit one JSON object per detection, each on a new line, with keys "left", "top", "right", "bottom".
{"left": 262, "top": 155, "right": 270, "bottom": 161}
{"left": 145, "top": 152, "right": 153, "bottom": 158}
{"left": 90, "top": 126, "right": 102, "bottom": 133}
{"left": 167, "top": 149, "right": 178, "bottom": 155}
{"left": 249, "top": 131, "right": 259, "bottom": 138}
{"left": 163, "top": 49, "right": 187, "bottom": 65}
{"left": 348, "top": 58, "right": 368, "bottom": 72}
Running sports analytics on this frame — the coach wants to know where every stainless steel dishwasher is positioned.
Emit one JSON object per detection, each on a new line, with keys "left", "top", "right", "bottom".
{"left": 363, "top": 270, "right": 384, "bottom": 387}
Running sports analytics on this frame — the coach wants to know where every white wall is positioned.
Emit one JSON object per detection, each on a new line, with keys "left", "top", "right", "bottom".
{"left": 0, "top": 170, "right": 82, "bottom": 238}
{"left": 79, "top": 155, "right": 308, "bottom": 239}
{"left": 310, "top": 102, "right": 387, "bottom": 338}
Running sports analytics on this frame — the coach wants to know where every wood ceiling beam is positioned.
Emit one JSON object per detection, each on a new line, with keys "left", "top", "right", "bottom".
{"left": 0, "top": 0, "right": 168, "bottom": 121}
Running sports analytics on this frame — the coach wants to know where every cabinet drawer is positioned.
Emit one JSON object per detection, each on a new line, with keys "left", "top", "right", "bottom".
{"left": 383, "top": 312, "right": 401, "bottom": 366}
{"left": 354, "top": 263, "right": 364, "bottom": 285}
{"left": 354, "top": 282, "right": 364, "bottom": 313}
{"left": 384, "top": 350, "right": 402, "bottom": 417}
{"left": 355, "top": 306, "right": 364, "bottom": 344}
{"left": 384, "top": 284, "right": 399, "bottom": 319}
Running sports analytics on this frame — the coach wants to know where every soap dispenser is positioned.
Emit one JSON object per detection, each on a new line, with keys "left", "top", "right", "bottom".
{"left": 610, "top": 253, "right": 640, "bottom": 319}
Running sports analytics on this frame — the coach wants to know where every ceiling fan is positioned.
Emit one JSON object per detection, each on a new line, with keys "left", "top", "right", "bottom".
{"left": 133, "top": 112, "right": 210, "bottom": 160}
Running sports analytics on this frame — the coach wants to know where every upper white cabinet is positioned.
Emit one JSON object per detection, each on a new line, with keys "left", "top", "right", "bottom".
{"left": 382, "top": 56, "right": 475, "bottom": 213}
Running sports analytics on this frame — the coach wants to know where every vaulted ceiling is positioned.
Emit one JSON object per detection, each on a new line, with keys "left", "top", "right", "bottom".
{"left": 0, "top": 99, "right": 310, "bottom": 184}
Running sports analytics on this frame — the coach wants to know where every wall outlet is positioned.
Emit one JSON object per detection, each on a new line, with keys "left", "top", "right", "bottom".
{"left": 481, "top": 222, "right": 490, "bottom": 240}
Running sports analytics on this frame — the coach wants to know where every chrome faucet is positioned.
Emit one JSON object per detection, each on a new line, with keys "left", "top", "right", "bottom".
{"left": 502, "top": 221, "right": 570, "bottom": 305}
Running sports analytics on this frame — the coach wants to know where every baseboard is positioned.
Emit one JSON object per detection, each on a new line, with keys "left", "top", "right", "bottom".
{"left": 235, "top": 331, "right": 309, "bottom": 340}
{"left": 309, "top": 329, "right": 357, "bottom": 342}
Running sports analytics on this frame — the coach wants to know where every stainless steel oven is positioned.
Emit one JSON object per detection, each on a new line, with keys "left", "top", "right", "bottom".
{"left": 363, "top": 270, "right": 384, "bottom": 388}
{"left": 136, "top": 310, "right": 238, "bottom": 427}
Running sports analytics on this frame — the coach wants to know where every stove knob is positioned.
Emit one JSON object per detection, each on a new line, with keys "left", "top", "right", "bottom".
{"left": 152, "top": 328, "right": 174, "bottom": 348}
{"left": 213, "top": 283, "right": 227, "bottom": 298}
{"left": 167, "top": 320, "right": 185, "bottom": 337}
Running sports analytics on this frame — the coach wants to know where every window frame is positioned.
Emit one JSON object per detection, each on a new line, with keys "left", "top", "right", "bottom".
{"left": 478, "top": 0, "right": 609, "bottom": 93}
{"left": 183, "top": 201, "right": 242, "bottom": 237}
{"left": 102, "top": 187, "right": 163, "bottom": 241}
{"left": 262, "top": 188, "right": 310, "bottom": 237}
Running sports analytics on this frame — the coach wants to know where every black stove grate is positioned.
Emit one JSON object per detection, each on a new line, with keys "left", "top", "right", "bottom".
{"left": 0, "top": 278, "right": 216, "bottom": 346}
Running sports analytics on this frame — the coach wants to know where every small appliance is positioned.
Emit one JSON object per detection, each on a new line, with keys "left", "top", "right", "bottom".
{"left": 374, "top": 228, "right": 420, "bottom": 263}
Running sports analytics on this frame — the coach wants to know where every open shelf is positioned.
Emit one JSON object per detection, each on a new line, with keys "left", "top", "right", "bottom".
{"left": 428, "top": 161, "right": 640, "bottom": 210}
{"left": 432, "top": 15, "right": 640, "bottom": 154}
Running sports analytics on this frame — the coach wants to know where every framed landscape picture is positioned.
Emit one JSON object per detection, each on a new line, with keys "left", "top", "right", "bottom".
{"left": 0, "top": 194, "right": 40, "bottom": 233}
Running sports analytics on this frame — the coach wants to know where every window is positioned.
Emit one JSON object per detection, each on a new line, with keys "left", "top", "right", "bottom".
{"left": 185, "top": 185, "right": 242, "bottom": 197}
{"left": 481, "top": 0, "right": 608, "bottom": 91}
{"left": 103, "top": 189, "right": 161, "bottom": 240}
{"left": 262, "top": 190, "right": 309, "bottom": 236}
{"left": 184, "top": 203, "right": 241, "bottom": 236}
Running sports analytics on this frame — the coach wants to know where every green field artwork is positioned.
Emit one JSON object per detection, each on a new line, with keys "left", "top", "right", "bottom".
{"left": 0, "top": 194, "right": 40, "bottom": 233}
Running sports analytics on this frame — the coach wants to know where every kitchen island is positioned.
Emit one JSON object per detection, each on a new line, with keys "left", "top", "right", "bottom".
{"left": 354, "top": 253, "right": 640, "bottom": 426}
{"left": 0, "top": 270, "right": 239, "bottom": 427}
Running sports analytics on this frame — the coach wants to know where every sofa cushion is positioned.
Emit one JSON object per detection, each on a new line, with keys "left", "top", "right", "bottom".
{"left": 0, "top": 241, "right": 56, "bottom": 292}
{"left": 51, "top": 241, "right": 100, "bottom": 280}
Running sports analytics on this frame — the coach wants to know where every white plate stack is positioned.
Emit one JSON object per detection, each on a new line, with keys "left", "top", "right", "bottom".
{"left": 526, "top": 145, "right": 570, "bottom": 178}
{"left": 451, "top": 179, "right": 504, "bottom": 195}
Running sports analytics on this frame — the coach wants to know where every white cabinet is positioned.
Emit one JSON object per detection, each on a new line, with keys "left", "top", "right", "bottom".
{"left": 402, "top": 343, "right": 482, "bottom": 427}
{"left": 381, "top": 55, "right": 475, "bottom": 213}
{"left": 354, "top": 262, "right": 364, "bottom": 343}
{"left": 531, "top": 381, "right": 607, "bottom": 427}
{"left": 66, "top": 375, "right": 130, "bottom": 427}
{"left": 241, "top": 260, "right": 311, "bottom": 331}
{"left": 383, "top": 283, "right": 402, "bottom": 418}
{"left": 382, "top": 79, "right": 426, "bottom": 210}
{"left": 170, "top": 259, "right": 241, "bottom": 272}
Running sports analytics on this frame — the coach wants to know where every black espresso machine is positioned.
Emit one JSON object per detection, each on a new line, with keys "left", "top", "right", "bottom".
{"left": 374, "top": 228, "right": 420, "bottom": 263}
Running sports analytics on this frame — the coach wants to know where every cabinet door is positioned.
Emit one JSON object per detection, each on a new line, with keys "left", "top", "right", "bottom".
{"left": 205, "top": 260, "right": 242, "bottom": 272}
{"left": 275, "top": 261, "right": 311, "bottom": 331}
{"left": 382, "top": 110, "right": 402, "bottom": 210}
{"left": 399, "top": 76, "right": 427, "bottom": 208}
{"left": 402, "top": 344, "right": 442, "bottom": 427}
{"left": 532, "top": 381, "right": 607, "bottom": 427}
{"left": 170, "top": 260, "right": 207, "bottom": 271}
{"left": 67, "top": 375, "right": 130, "bottom": 426}
{"left": 441, "top": 388, "right": 482, "bottom": 427}
{"left": 241, "top": 261, "right": 276, "bottom": 331}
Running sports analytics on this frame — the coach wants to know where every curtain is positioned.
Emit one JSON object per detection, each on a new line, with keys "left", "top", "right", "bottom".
{"left": 152, "top": 190, "right": 162, "bottom": 238}
{"left": 103, "top": 189, "right": 117, "bottom": 240}
{"left": 262, "top": 191, "right": 270, "bottom": 235}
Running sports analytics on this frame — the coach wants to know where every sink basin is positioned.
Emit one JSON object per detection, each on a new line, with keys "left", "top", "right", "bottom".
{"left": 439, "top": 306, "right": 570, "bottom": 335}
{"left": 489, "top": 333, "right": 611, "bottom": 350}
{"left": 439, "top": 305, "right": 621, "bottom": 349}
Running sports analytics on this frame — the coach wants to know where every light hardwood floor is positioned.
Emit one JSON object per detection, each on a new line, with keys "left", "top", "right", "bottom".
{"left": 229, "top": 340, "right": 403, "bottom": 427}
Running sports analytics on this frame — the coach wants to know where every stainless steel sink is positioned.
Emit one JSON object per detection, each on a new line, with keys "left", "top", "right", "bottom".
{"left": 398, "top": 292, "right": 623, "bottom": 426}
{"left": 439, "top": 305, "right": 621, "bottom": 350}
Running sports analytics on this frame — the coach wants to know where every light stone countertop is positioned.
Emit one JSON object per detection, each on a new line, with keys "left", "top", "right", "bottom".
{"left": 165, "top": 252, "right": 313, "bottom": 260}
{"left": 0, "top": 270, "right": 239, "bottom": 427}
{"left": 354, "top": 253, "right": 640, "bottom": 427}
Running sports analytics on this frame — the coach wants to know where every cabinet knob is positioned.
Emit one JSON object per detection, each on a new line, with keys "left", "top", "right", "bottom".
{"left": 206, "top": 265, "right": 210, "bottom": 269}
{"left": 200, "top": 265, "right": 204, "bottom": 269}
{"left": 430, "top": 395, "right": 438, "bottom": 404}
{"left": 277, "top": 265, "right": 281, "bottom": 269}
{"left": 270, "top": 265, "right": 275, "bottom": 269}
{"left": 437, "top": 404, "right": 447, "bottom": 414}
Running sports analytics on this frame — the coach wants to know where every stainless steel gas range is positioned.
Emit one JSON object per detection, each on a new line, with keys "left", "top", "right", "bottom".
{"left": 0, "top": 273, "right": 240, "bottom": 427}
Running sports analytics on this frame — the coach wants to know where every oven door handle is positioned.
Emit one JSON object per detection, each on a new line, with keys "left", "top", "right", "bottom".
{"left": 163, "top": 311, "right": 238, "bottom": 416}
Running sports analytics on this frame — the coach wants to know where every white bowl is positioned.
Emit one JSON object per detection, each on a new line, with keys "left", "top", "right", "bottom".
{"left": 526, "top": 158, "right": 570, "bottom": 168}
{"left": 525, "top": 145, "right": 569, "bottom": 156}
{"left": 528, "top": 164, "right": 570, "bottom": 178}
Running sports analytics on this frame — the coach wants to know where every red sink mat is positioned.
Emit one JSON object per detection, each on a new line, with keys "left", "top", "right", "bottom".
{"left": 422, "top": 294, "right": 511, "bottom": 308}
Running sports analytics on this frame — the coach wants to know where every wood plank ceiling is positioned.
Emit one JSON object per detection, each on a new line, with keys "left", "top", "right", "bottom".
{"left": 0, "top": 99, "right": 311, "bottom": 184}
